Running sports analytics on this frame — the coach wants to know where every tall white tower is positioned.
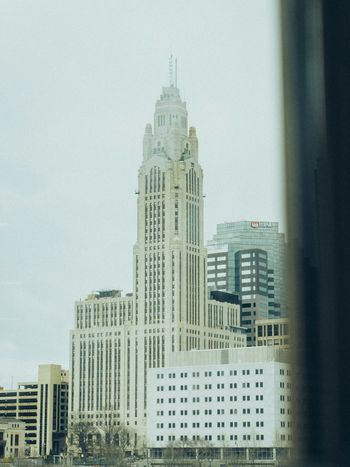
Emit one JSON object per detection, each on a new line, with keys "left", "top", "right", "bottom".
{"left": 134, "top": 58, "right": 205, "bottom": 341}
{"left": 133, "top": 58, "right": 207, "bottom": 427}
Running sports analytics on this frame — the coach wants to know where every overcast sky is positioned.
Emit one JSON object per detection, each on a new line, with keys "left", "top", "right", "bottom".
{"left": 0, "top": 0, "right": 284, "bottom": 387}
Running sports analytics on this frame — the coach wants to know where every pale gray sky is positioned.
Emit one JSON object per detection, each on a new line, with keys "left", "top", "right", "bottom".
{"left": 0, "top": 0, "right": 284, "bottom": 386}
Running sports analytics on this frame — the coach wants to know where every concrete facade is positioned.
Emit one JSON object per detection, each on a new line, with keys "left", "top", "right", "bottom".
{"left": 37, "top": 365, "right": 69, "bottom": 456}
{"left": 0, "top": 418, "right": 26, "bottom": 459}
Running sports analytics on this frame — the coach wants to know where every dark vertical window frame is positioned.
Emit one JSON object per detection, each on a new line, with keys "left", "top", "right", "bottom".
{"left": 281, "top": 1, "right": 350, "bottom": 465}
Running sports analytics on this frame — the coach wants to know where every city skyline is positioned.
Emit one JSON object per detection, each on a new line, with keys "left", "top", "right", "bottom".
{"left": 0, "top": 0, "right": 283, "bottom": 387}
{"left": 69, "top": 65, "right": 248, "bottom": 448}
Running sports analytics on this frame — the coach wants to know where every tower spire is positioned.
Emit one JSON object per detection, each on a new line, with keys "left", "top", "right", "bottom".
{"left": 175, "top": 57, "right": 177, "bottom": 87}
{"left": 169, "top": 54, "right": 173, "bottom": 86}
{"left": 168, "top": 54, "right": 177, "bottom": 87}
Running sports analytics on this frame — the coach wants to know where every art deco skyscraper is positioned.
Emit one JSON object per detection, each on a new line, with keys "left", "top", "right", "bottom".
{"left": 134, "top": 66, "right": 206, "bottom": 350}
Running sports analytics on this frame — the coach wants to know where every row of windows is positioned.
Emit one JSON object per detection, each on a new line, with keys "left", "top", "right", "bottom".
{"left": 207, "top": 255, "right": 227, "bottom": 262}
{"left": 208, "top": 280, "right": 226, "bottom": 287}
{"left": 257, "top": 338, "right": 289, "bottom": 346}
{"left": 155, "top": 434, "right": 266, "bottom": 442}
{"left": 156, "top": 394, "right": 270, "bottom": 404}
{"left": 154, "top": 405, "right": 267, "bottom": 415}
{"left": 208, "top": 264, "right": 227, "bottom": 270}
{"left": 156, "top": 420, "right": 265, "bottom": 429}
{"left": 76, "top": 301, "right": 129, "bottom": 313}
{"left": 207, "top": 272, "right": 226, "bottom": 278}
{"left": 280, "top": 408, "right": 292, "bottom": 415}
{"left": 157, "top": 395, "right": 266, "bottom": 403}
{"left": 257, "top": 324, "right": 289, "bottom": 337}
{"left": 156, "top": 382, "right": 264, "bottom": 391}
{"left": 156, "top": 368, "right": 265, "bottom": 379}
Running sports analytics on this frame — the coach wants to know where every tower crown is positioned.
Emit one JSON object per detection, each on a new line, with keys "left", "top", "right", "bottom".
{"left": 142, "top": 56, "right": 198, "bottom": 162}
{"left": 153, "top": 85, "right": 188, "bottom": 138}
{"left": 154, "top": 55, "right": 187, "bottom": 138}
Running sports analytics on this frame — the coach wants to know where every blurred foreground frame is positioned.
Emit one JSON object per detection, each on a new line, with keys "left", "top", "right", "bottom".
{"left": 281, "top": 0, "right": 350, "bottom": 466}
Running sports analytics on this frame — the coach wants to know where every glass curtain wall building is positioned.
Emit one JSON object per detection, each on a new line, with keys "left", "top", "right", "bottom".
{"left": 207, "top": 221, "right": 287, "bottom": 317}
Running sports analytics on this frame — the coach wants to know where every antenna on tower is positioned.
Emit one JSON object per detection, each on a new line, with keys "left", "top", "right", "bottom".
{"left": 175, "top": 58, "right": 177, "bottom": 87}
{"left": 168, "top": 53, "right": 178, "bottom": 87}
{"left": 169, "top": 54, "right": 173, "bottom": 86}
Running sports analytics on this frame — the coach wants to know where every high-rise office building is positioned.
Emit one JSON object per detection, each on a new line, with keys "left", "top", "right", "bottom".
{"left": 207, "top": 221, "right": 287, "bottom": 317}
{"left": 236, "top": 248, "right": 269, "bottom": 346}
{"left": 69, "top": 61, "right": 246, "bottom": 449}
{"left": 37, "top": 365, "right": 69, "bottom": 456}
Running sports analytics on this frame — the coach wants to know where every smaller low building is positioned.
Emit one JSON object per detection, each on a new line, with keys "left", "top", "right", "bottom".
{"left": 255, "top": 318, "right": 289, "bottom": 348}
{"left": 0, "top": 382, "right": 38, "bottom": 455}
{"left": 0, "top": 418, "right": 25, "bottom": 459}
{"left": 0, "top": 364, "right": 68, "bottom": 457}
{"left": 207, "top": 297, "right": 246, "bottom": 349}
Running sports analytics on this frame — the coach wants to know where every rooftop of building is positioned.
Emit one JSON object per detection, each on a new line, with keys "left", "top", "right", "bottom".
{"left": 17, "top": 382, "right": 37, "bottom": 388}
{"left": 168, "top": 346, "right": 289, "bottom": 368}
{"left": 207, "top": 221, "right": 284, "bottom": 247}
{"left": 82, "top": 289, "right": 133, "bottom": 301}
{"left": 209, "top": 290, "right": 240, "bottom": 305}
{"left": 255, "top": 317, "right": 289, "bottom": 325}
{"left": 0, "top": 417, "right": 25, "bottom": 425}
{"left": 218, "top": 220, "right": 280, "bottom": 231}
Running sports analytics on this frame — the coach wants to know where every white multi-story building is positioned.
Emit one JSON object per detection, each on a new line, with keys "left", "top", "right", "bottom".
{"left": 69, "top": 61, "right": 246, "bottom": 449}
{"left": 147, "top": 347, "right": 292, "bottom": 461}
{"left": 69, "top": 290, "right": 135, "bottom": 431}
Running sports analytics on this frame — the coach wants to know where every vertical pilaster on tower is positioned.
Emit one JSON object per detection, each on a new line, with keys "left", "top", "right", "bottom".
{"left": 189, "top": 126, "right": 198, "bottom": 161}
{"left": 143, "top": 123, "right": 153, "bottom": 161}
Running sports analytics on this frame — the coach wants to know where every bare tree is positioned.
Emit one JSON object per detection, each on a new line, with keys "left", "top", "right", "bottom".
{"left": 164, "top": 439, "right": 176, "bottom": 460}
{"left": 173, "top": 436, "right": 192, "bottom": 459}
{"left": 69, "top": 420, "right": 96, "bottom": 458}
{"left": 164, "top": 437, "right": 215, "bottom": 466}
{"left": 68, "top": 405, "right": 135, "bottom": 464}
{"left": 97, "top": 422, "right": 135, "bottom": 464}
{"left": 193, "top": 437, "right": 214, "bottom": 463}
